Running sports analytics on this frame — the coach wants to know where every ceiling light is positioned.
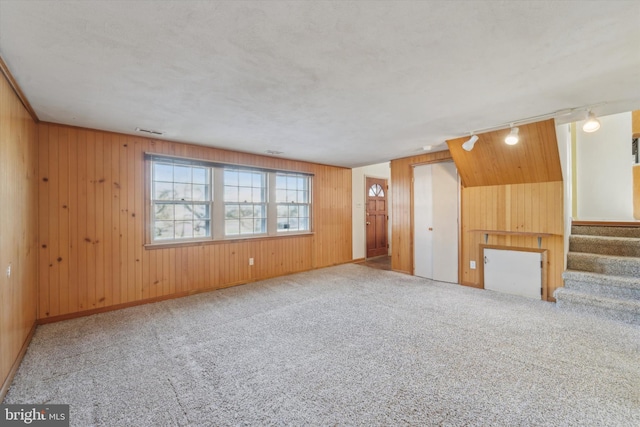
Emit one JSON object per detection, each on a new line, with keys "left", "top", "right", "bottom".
{"left": 505, "top": 126, "right": 519, "bottom": 145}
{"left": 582, "top": 111, "right": 601, "bottom": 133}
{"left": 462, "top": 134, "right": 478, "bottom": 151}
{"left": 423, "top": 145, "right": 433, "bottom": 151}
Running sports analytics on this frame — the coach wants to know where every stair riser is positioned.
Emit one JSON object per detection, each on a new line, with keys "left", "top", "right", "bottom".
{"left": 556, "top": 299, "right": 640, "bottom": 325}
{"left": 572, "top": 225, "right": 640, "bottom": 238}
{"left": 567, "top": 255, "right": 640, "bottom": 278}
{"left": 569, "top": 238, "right": 640, "bottom": 257}
{"left": 564, "top": 280, "right": 640, "bottom": 300}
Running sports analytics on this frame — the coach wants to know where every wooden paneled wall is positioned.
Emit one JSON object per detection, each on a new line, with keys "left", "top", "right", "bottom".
{"left": 461, "top": 182, "right": 564, "bottom": 299}
{"left": 390, "top": 150, "right": 453, "bottom": 274}
{"left": 0, "top": 68, "right": 38, "bottom": 395}
{"left": 38, "top": 123, "right": 352, "bottom": 321}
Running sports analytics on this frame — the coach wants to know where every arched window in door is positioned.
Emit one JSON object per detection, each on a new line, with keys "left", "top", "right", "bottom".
{"left": 368, "top": 183, "right": 384, "bottom": 197}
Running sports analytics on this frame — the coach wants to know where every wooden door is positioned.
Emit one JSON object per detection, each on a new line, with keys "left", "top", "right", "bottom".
{"left": 366, "top": 177, "right": 388, "bottom": 258}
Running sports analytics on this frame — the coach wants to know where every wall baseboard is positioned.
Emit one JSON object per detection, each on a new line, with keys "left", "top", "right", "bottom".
{"left": 0, "top": 322, "right": 37, "bottom": 402}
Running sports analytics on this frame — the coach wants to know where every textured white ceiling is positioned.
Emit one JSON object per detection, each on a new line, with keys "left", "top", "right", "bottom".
{"left": 1, "top": 0, "right": 639, "bottom": 167}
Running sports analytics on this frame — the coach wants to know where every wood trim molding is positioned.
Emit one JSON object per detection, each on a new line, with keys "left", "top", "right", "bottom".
{"left": 0, "top": 322, "right": 37, "bottom": 401}
{"left": 572, "top": 220, "right": 640, "bottom": 227}
{"left": 0, "top": 55, "right": 39, "bottom": 122}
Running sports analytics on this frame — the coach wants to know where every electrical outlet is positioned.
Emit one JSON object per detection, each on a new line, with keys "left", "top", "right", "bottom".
{"left": 470, "top": 260, "right": 476, "bottom": 270}
{"left": 6, "top": 264, "right": 11, "bottom": 278}
{"left": 249, "top": 258, "right": 254, "bottom": 266}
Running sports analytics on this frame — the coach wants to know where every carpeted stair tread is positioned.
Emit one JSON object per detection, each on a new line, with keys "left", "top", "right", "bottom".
{"left": 567, "top": 252, "right": 640, "bottom": 277}
{"left": 569, "top": 234, "right": 640, "bottom": 257}
{"left": 554, "top": 288, "right": 640, "bottom": 325}
{"left": 572, "top": 225, "right": 640, "bottom": 238}
{"left": 562, "top": 270, "right": 640, "bottom": 300}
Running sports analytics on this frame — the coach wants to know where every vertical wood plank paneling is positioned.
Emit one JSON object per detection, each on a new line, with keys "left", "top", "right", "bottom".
{"left": 460, "top": 181, "right": 564, "bottom": 299}
{"left": 57, "top": 126, "right": 70, "bottom": 314}
{"left": 38, "top": 125, "right": 50, "bottom": 317}
{"left": 0, "top": 70, "right": 38, "bottom": 394}
{"left": 37, "top": 123, "right": 352, "bottom": 320}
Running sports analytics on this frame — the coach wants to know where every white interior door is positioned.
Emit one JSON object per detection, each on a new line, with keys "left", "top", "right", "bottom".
{"left": 484, "top": 248, "right": 542, "bottom": 299}
{"left": 432, "top": 162, "right": 459, "bottom": 283}
{"left": 413, "top": 165, "right": 433, "bottom": 278}
{"left": 413, "top": 162, "right": 458, "bottom": 282}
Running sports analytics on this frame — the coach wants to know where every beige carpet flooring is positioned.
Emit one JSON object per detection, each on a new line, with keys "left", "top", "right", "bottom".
{"left": 4, "top": 264, "right": 640, "bottom": 426}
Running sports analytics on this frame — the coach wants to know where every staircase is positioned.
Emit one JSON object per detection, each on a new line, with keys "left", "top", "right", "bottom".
{"left": 554, "top": 223, "right": 640, "bottom": 325}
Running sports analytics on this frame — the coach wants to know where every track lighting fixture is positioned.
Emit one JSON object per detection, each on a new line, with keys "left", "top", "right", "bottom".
{"left": 462, "top": 134, "right": 478, "bottom": 151}
{"left": 582, "top": 111, "right": 601, "bottom": 133}
{"left": 504, "top": 126, "right": 519, "bottom": 145}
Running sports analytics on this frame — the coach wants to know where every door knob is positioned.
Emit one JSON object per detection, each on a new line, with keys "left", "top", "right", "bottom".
{"left": 428, "top": 227, "right": 433, "bottom": 231}
{"left": 366, "top": 221, "right": 371, "bottom": 225}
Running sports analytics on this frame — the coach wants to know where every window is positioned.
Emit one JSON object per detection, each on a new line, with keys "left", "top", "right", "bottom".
{"left": 147, "top": 154, "right": 312, "bottom": 244}
{"left": 224, "top": 169, "right": 267, "bottom": 236}
{"left": 151, "top": 160, "right": 211, "bottom": 241}
{"left": 276, "top": 173, "right": 311, "bottom": 232}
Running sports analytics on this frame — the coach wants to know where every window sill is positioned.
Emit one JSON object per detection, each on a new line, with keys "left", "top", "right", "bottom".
{"left": 144, "top": 232, "right": 315, "bottom": 250}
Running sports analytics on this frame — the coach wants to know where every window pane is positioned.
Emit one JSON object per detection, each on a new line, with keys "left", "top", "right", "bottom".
{"left": 175, "top": 204, "right": 194, "bottom": 220}
{"left": 277, "top": 205, "right": 288, "bottom": 217}
{"left": 174, "top": 166, "right": 191, "bottom": 183}
{"left": 154, "top": 221, "right": 174, "bottom": 240}
{"left": 255, "top": 218, "right": 266, "bottom": 233}
{"left": 299, "top": 218, "right": 309, "bottom": 231}
{"left": 224, "top": 186, "right": 238, "bottom": 202}
{"left": 276, "top": 189, "right": 287, "bottom": 203}
{"left": 224, "top": 170, "right": 238, "bottom": 186}
{"left": 174, "top": 183, "right": 191, "bottom": 201}
{"left": 192, "top": 204, "right": 210, "bottom": 220}
{"left": 300, "top": 191, "right": 309, "bottom": 203}
{"left": 276, "top": 175, "right": 286, "bottom": 188}
{"left": 240, "top": 219, "right": 254, "bottom": 234}
{"left": 154, "top": 163, "right": 173, "bottom": 182}
{"left": 254, "top": 205, "right": 265, "bottom": 218}
{"left": 194, "top": 220, "right": 209, "bottom": 237}
{"left": 277, "top": 218, "right": 289, "bottom": 230}
{"left": 252, "top": 188, "right": 265, "bottom": 202}
{"left": 154, "top": 182, "right": 174, "bottom": 200}
{"left": 238, "top": 172, "right": 252, "bottom": 187}
{"left": 239, "top": 205, "right": 254, "bottom": 218}
{"left": 238, "top": 187, "right": 252, "bottom": 202}
{"left": 298, "top": 205, "right": 309, "bottom": 218}
{"left": 287, "top": 190, "right": 297, "bottom": 203}
{"left": 154, "top": 204, "right": 174, "bottom": 220}
{"left": 192, "top": 184, "right": 208, "bottom": 201}
{"left": 192, "top": 167, "right": 207, "bottom": 184}
{"left": 175, "top": 221, "right": 193, "bottom": 239}
{"left": 225, "top": 219, "right": 239, "bottom": 235}
{"left": 225, "top": 205, "right": 239, "bottom": 219}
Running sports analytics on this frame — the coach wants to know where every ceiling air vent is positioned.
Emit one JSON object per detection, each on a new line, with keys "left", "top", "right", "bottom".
{"left": 135, "top": 127, "right": 164, "bottom": 136}
{"left": 265, "top": 150, "right": 284, "bottom": 155}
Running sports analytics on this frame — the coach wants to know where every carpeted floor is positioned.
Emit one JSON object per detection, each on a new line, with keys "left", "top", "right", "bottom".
{"left": 4, "top": 264, "right": 640, "bottom": 426}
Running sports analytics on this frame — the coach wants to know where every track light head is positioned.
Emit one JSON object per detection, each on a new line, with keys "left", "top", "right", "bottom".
{"left": 505, "top": 126, "right": 519, "bottom": 145}
{"left": 583, "top": 111, "right": 601, "bottom": 133}
{"left": 462, "top": 134, "right": 479, "bottom": 151}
